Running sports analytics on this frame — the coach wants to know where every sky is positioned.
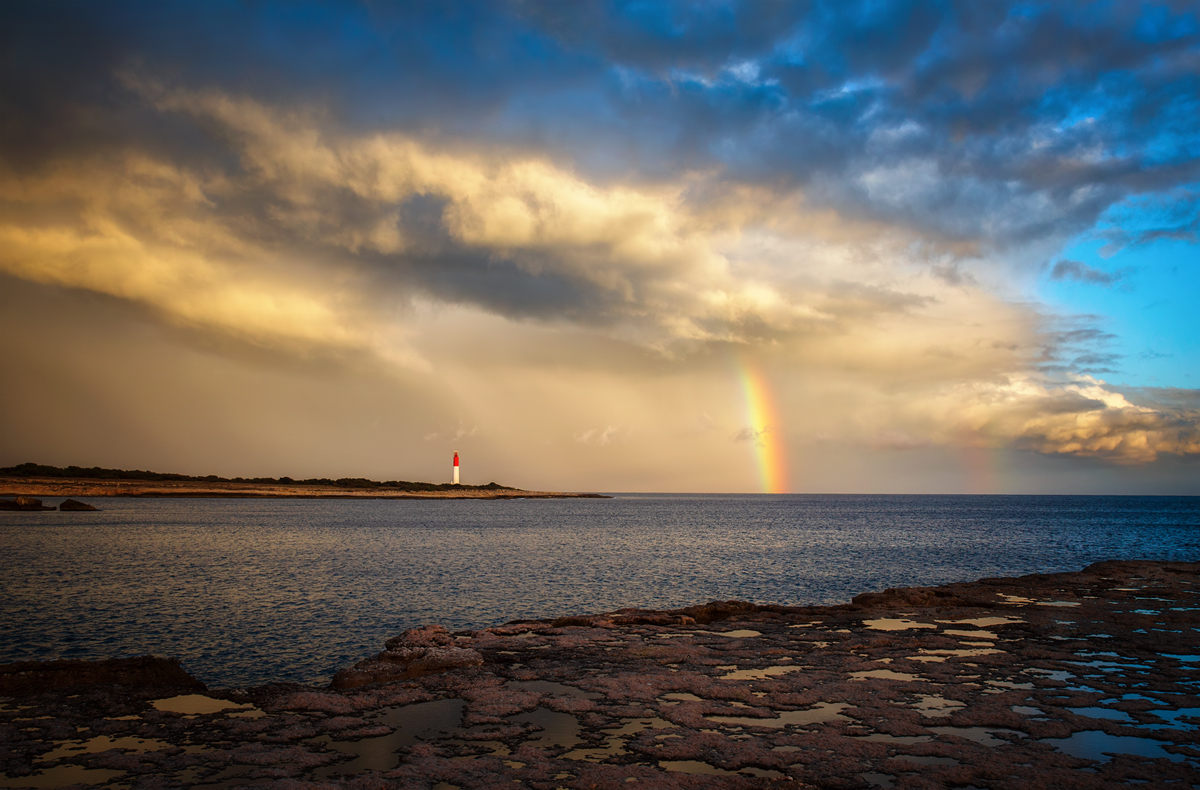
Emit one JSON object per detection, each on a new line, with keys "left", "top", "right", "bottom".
{"left": 0, "top": 0, "right": 1197, "bottom": 494}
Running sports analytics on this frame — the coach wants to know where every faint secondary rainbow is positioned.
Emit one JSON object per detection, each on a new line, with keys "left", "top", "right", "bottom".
{"left": 738, "top": 361, "right": 789, "bottom": 494}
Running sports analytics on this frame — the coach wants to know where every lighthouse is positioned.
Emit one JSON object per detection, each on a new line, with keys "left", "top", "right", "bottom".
{"left": 452, "top": 452, "right": 460, "bottom": 485}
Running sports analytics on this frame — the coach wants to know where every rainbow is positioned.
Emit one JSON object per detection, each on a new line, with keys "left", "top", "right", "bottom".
{"left": 738, "top": 360, "right": 789, "bottom": 494}
{"left": 959, "top": 443, "right": 1000, "bottom": 494}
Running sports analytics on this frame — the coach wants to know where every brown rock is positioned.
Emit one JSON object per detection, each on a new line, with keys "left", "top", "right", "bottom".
{"left": 677, "top": 599, "right": 763, "bottom": 624}
{"left": 552, "top": 615, "right": 599, "bottom": 628}
{"left": 58, "top": 498, "right": 99, "bottom": 511}
{"left": 0, "top": 656, "right": 205, "bottom": 695}
{"left": 850, "top": 585, "right": 984, "bottom": 610}
{"left": 331, "top": 625, "right": 483, "bottom": 689}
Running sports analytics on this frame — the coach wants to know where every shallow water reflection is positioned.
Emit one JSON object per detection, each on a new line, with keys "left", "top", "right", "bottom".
{"left": 852, "top": 669, "right": 920, "bottom": 682}
{"left": 0, "top": 764, "right": 125, "bottom": 789}
{"left": 865, "top": 618, "right": 936, "bottom": 631}
{"left": 1043, "top": 730, "right": 1194, "bottom": 764}
{"left": 313, "top": 698, "right": 467, "bottom": 776}
{"left": 510, "top": 707, "right": 582, "bottom": 749}
{"left": 152, "top": 694, "right": 258, "bottom": 715}
{"left": 720, "top": 665, "right": 804, "bottom": 680}
{"left": 930, "top": 726, "right": 1025, "bottom": 746}
{"left": 707, "top": 702, "right": 849, "bottom": 728}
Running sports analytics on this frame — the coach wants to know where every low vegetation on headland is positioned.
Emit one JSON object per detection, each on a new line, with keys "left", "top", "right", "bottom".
{"left": 0, "top": 463, "right": 516, "bottom": 493}
{"left": 0, "top": 463, "right": 609, "bottom": 499}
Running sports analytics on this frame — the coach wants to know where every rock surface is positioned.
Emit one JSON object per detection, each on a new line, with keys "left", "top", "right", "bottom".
{"left": 331, "top": 625, "right": 485, "bottom": 689}
{"left": 1, "top": 561, "right": 1197, "bottom": 789}
{"left": 0, "top": 656, "right": 205, "bottom": 696}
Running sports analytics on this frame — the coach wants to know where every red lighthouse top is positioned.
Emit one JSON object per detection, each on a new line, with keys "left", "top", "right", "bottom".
{"left": 453, "top": 452, "right": 459, "bottom": 466}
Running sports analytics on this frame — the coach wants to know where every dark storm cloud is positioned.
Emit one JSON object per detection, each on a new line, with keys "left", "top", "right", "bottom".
{"left": 1095, "top": 189, "right": 1200, "bottom": 253}
{"left": 1032, "top": 319, "right": 1123, "bottom": 376}
{"left": 4, "top": 1, "right": 1198, "bottom": 255}
{"left": 507, "top": 1, "right": 1200, "bottom": 245}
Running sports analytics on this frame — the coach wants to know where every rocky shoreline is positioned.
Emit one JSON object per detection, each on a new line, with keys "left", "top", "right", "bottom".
{"left": 1, "top": 561, "right": 1197, "bottom": 789}
{"left": 0, "top": 497, "right": 97, "bottom": 512}
{"left": 0, "top": 477, "right": 607, "bottom": 501}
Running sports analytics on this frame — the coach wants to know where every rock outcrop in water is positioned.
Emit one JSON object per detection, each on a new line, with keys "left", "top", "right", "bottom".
{"left": 0, "top": 656, "right": 204, "bottom": 696}
{"left": 58, "top": 498, "right": 98, "bottom": 511}
{"left": 1, "top": 560, "right": 1197, "bottom": 789}
{"left": 0, "top": 496, "right": 55, "bottom": 511}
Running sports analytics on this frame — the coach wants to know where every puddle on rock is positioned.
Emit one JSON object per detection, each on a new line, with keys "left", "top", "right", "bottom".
{"left": 506, "top": 680, "right": 601, "bottom": 699}
{"left": 937, "top": 616, "right": 1024, "bottom": 628}
{"left": 930, "top": 726, "right": 1025, "bottom": 746}
{"left": 944, "top": 629, "right": 999, "bottom": 640}
{"left": 1150, "top": 708, "right": 1200, "bottom": 730}
{"left": 510, "top": 707, "right": 583, "bottom": 749}
{"left": 562, "top": 717, "right": 674, "bottom": 761}
{"left": 854, "top": 733, "right": 930, "bottom": 745}
{"left": 1067, "top": 707, "right": 1134, "bottom": 723}
{"left": 851, "top": 669, "right": 920, "bottom": 682}
{"left": 721, "top": 665, "right": 803, "bottom": 680}
{"left": 1105, "top": 693, "right": 1163, "bottom": 705}
{"left": 1024, "top": 668, "right": 1074, "bottom": 682}
{"left": 912, "top": 696, "right": 966, "bottom": 717}
{"left": 659, "top": 693, "right": 704, "bottom": 703}
{"left": 864, "top": 618, "right": 936, "bottom": 631}
{"left": 152, "top": 695, "right": 258, "bottom": 716}
{"left": 1068, "top": 655, "right": 1151, "bottom": 671}
{"left": 1043, "top": 731, "right": 1193, "bottom": 764}
{"left": 985, "top": 680, "right": 1033, "bottom": 690}
{"left": 37, "top": 735, "right": 174, "bottom": 762}
{"left": 702, "top": 629, "right": 762, "bottom": 638}
{"left": 313, "top": 698, "right": 468, "bottom": 776}
{"left": 862, "top": 772, "right": 896, "bottom": 788}
{"left": 706, "top": 702, "right": 849, "bottom": 729}
{"left": 0, "top": 765, "right": 126, "bottom": 789}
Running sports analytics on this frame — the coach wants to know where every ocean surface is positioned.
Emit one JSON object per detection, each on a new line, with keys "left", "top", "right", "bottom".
{"left": 1, "top": 494, "right": 1197, "bottom": 688}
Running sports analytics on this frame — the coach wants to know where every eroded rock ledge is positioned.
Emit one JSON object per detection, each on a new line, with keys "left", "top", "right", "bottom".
{"left": 1, "top": 560, "right": 1197, "bottom": 789}
{"left": 331, "top": 626, "right": 486, "bottom": 689}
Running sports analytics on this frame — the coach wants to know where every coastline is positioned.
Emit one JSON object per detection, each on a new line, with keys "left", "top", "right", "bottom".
{"left": 2, "top": 560, "right": 1197, "bottom": 788}
{"left": 0, "top": 476, "right": 608, "bottom": 500}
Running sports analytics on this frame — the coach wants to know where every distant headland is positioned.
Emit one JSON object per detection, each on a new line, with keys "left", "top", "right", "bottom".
{"left": 0, "top": 463, "right": 607, "bottom": 500}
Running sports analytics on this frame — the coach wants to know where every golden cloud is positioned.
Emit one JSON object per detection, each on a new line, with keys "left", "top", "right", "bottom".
{"left": 1, "top": 83, "right": 1196, "bottom": 468}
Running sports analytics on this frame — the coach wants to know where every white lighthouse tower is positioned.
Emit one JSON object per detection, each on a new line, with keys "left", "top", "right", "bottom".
{"left": 452, "top": 452, "right": 460, "bottom": 485}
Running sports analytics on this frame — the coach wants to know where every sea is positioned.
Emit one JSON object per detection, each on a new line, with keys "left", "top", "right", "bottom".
{"left": 1, "top": 494, "right": 1197, "bottom": 689}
